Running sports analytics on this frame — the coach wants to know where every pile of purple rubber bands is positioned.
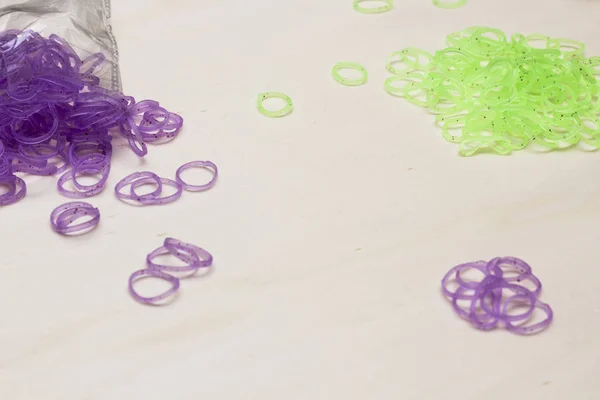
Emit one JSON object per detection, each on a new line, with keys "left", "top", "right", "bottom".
{"left": 441, "top": 256, "right": 553, "bottom": 335}
{"left": 0, "top": 30, "right": 182, "bottom": 205}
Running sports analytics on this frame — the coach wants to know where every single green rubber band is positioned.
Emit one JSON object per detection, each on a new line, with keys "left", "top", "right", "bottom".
{"left": 332, "top": 62, "right": 368, "bottom": 86}
{"left": 433, "top": 0, "right": 467, "bottom": 9}
{"left": 257, "top": 92, "right": 293, "bottom": 118}
{"left": 353, "top": 0, "right": 393, "bottom": 14}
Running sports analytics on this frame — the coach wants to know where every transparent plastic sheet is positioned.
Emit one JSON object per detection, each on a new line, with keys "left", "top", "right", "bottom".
{"left": 0, "top": 0, "right": 120, "bottom": 91}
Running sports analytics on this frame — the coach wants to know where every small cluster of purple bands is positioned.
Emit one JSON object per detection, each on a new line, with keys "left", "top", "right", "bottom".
{"left": 0, "top": 30, "right": 183, "bottom": 206}
{"left": 128, "top": 238, "right": 213, "bottom": 305}
{"left": 441, "top": 256, "right": 553, "bottom": 335}
{"left": 50, "top": 201, "right": 100, "bottom": 235}
{"left": 114, "top": 160, "right": 218, "bottom": 206}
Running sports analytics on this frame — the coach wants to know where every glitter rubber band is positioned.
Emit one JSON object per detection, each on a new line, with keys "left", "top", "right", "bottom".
{"left": 257, "top": 92, "right": 293, "bottom": 118}
{"left": 433, "top": 0, "right": 467, "bottom": 9}
{"left": 353, "top": 0, "right": 393, "bottom": 14}
{"left": 332, "top": 62, "right": 368, "bottom": 86}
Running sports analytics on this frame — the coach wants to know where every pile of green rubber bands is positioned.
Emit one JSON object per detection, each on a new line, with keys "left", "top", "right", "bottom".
{"left": 385, "top": 27, "right": 600, "bottom": 156}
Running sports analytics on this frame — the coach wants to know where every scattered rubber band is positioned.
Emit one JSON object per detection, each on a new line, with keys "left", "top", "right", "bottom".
{"left": 129, "top": 238, "right": 214, "bottom": 305}
{"left": 441, "top": 257, "right": 553, "bottom": 335}
{"left": 257, "top": 92, "right": 293, "bottom": 118}
{"left": 353, "top": 0, "right": 393, "bottom": 14}
{"left": 128, "top": 268, "right": 180, "bottom": 305}
{"left": 433, "top": 0, "right": 466, "bottom": 9}
{"left": 50, "top": 201, "right": 100, "bottom": 235}
{"left": 332, "top": 62, "right": 368, "bottom": 86}
{"left": 175, "top": 160, "right": 218, "bottom": 192}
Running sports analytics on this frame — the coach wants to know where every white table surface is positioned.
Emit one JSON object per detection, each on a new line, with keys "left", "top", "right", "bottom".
{"left": 2, "top": 0, "right": 600, "bottom": 398}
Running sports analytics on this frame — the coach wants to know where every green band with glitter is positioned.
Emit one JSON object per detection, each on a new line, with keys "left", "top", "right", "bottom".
{"left": 257, "top": 92, "right": 293, "bottom": 118}
{"left": 332, "top": 62, "right": 368, "bottom": 86}
{"left": 353, "top": 0, "right": 393, "bottom": 14}
{"left": 433, "top": 0, "right": 467, "bottom": 9}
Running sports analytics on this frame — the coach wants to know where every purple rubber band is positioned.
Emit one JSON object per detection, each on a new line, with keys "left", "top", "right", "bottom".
{"left": 175, "top": 160, "right": 218, "bottom": 192}
{"left": 114, "top": 171, "right": 163, "bottom": 202}
{"left": 50, "top": 201, "right": 100, "bottom": 235}
{"left": 128, "top": 268, "right": 180, "bottom": 305}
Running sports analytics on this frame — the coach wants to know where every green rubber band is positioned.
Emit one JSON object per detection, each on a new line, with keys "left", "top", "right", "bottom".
{"left": 257, "top": 92, "right": 293, "bottom": 118}
{"left": 332, "top": 62, "right": 368, "bottom": 86}
{"left": 433, "top": 0, "right": 467, "bottom": 9}
{"left": 353, "top": 0, "right": 393, "bottom": 14}
{"left": 392, "top": 26, "right": 600, "bottom": 155}
{"left": 386, "top": 48, "right": 434, "bottom": 74}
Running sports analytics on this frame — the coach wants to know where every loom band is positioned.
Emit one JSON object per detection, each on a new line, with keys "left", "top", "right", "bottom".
{"left": 458, "top": 135, "right": 512, "bottom": 157}
{"left": 402, "top": 82, "right": 431, "bottom": 108}
{"left": 128, "top": 100, "right": 161, "bottom": 116}
{"left": 429, "top": 98, "right": 463, "bottom": 116}
{"left": 128, "top": 268, "right": 180, "bottom": 305}
{"left": 353, "top": 0, "right": 393, "bottom": 14}
{"left": 485, "top": 257, "right": 532, "bottom": 283}
{"left": 50, "top": 203, "right": 100, "bottom": 234}
{"left": 384, "top": 73, "right": 426, "bottom": 97}
{"left": 547, "top": 38, "right": 584, "bottom": 56}
{"left": 114, "top": 172, "right": 163, "bottom": 201}
{"left": 504, "top": 298, "right": 553, "bottom": 335}
{"left": 79, "top": 52, "right": 105, "bottom": 76}
{"left": 137, "top": 108, "right": 171, "bottom": 132}
{"left": 146, "top": 245, "right": 202, "bottom": 272}
{"left": 331, "top": 62, "right": 368, "bottom": 86}
{"left": 0, "top": 157, "right": 10, "bottom": 176}
{"left": 450, "top": 286, "right": 500, "bottom": 331}
{"left": 453, "top": 261, "right": 499, "bottom": 291}
{"left": 539, "top": 120, "right": 580, "bottom": 142}
{"left": 119, "top": 120, "right": 148, "bottom": 157}
{"left": 48, "top": 34, "right": 80, "bottom": 60}
{"left": 481, "top": 85, "right": 518, "bottom": 107}
{"left": 540, "top": 86, "right": 577, "bottom": 112}
{"left": 432, "top": 0, "right": 467, "bottom": 9}
{"left": 164, "top": 238, "right": 214, "bottom": 268}
{"left": 55, "top": 208, "right": 94, "bottom": 229}
{"left": 0, "top": 175, "right": 26, "bottom": 206}
{"left": 72, "top": 156, "right": 110, "bottom": 191}
{"left": 441, "top": 260, "right": 489, "bottom": 300}
{"left": 434, "top": 47, "right": 474, "bottom": 66}
{"left": 388, "top": 48, "right": 434, "bottom": 74}
{"left": 175, "top": 160, "right": 218, "bottom": 192}
{"left": 257, "top": 92, "right": 293, "bottom": 118}
{"left": 579, "top": 134, "right": 600, "bottom": 149}
{"left": 68, "top": 141, "right": 112, "bottom": 166}
{"left": 463, "top": 32, "right": 508, "bottom": 57}
{"left": 530, "top": 134, "right": 559, "bottom": 150}
{"left": 10, "top": 110, "right": 58, "bottom": 145}
{"left": 0, "top": 174, "right": 17, "bottom": 198}
{"left": 5, "top": 150, "right": 48, "bottom": 168}
{"left": 11, "top": 159, "right": 58, "bottom": 176}
{"left": 479, "top": 284, "right": 538, "bottom": 324}
{"left": 18, "top": 141, "right": 64, "bottom": 162}
{"left": 578, "top": 114, "right": 600, "bottom": 135}
{"left": 439, "top": 116, "right": 467, "bottom": 143}
{"left": 130, "top": 177, "right": 183, "bottom": 206}
{"left": 57, "top": 169, "right": 106, "bottom": 199}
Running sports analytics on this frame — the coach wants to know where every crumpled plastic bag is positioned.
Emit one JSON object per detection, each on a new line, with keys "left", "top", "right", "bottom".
{"left": 0, "top": 0, "right": 120, "bottom": 91}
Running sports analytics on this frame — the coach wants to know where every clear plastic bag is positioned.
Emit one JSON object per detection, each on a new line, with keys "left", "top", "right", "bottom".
{"left": 0, "top": 0, "right": 120, "bottom": 91}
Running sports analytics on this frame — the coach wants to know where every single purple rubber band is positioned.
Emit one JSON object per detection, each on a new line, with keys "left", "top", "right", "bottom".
{"left": 128, "top": 268, "right": 180, "bottom": 305}
{"left": 175, "top": 160, "right": 218, "bottom": 192}
{"left": 50, "top": 201, "right": 100, "bottom": 235}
